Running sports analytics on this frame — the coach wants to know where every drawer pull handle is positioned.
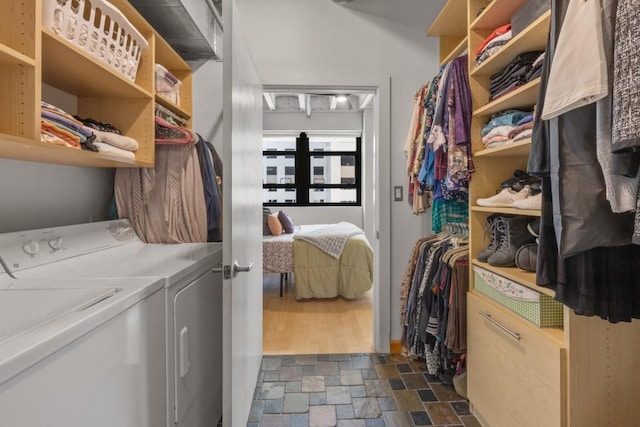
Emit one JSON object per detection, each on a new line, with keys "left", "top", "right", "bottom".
{"left": 479, "top": 311, "right": 521, "bottom": 341}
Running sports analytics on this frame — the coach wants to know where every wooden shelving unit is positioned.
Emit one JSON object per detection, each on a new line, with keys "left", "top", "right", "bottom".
{"left": 440, "top": 36, "right": 468, "bottom": 66}
{"left": 471, "top": 206, "right": 541, "bottom": 217}
{"left": 470, "top": 0, "right": 528, "bottom": 30}
{"left": 440, "top": 0, "right": 640, "bottom": 425}
{"left": 427, "top": 0, "right": 468, "bottom": 65}
{"left": 471, "top": 11, "right": 550, "bottom": 77}
{"left": 0, "top": 0, "right": 193, "bottom": 168}
{"left": 0, "top": 45, "right": 36, "bottom": 67}
{"left": 473, "top": 138, "right": 531, "bottom": 157}
{"left": 473, "top": 77, "right": 541, "bottom": 117}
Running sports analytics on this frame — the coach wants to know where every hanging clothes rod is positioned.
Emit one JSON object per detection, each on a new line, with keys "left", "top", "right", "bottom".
{"left": 155, "top": 103, "right": 188, "bottom": 128}
{"left": 443, "top": 222, "right": 469, "bottom": 236}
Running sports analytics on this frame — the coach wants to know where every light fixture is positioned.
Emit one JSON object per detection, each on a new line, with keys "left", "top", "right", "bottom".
{"left": 336, "top": 95, "right": 348, "bottom": 103}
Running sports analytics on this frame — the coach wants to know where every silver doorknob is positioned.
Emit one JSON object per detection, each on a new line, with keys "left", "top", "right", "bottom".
{"left": 232, "top": 260, "right": 254, "bottom": 278}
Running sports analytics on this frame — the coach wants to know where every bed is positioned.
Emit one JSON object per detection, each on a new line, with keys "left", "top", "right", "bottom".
{"left": 262, "top": 223, "right": 373, "bottom": 300}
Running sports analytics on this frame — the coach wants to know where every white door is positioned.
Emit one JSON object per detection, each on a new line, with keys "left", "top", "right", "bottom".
{"left": 222, "top": 0, "right": 264, "bottom": 426}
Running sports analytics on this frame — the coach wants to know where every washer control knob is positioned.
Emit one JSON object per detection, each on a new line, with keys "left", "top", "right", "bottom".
{"left": 48, "top": 237, "right": 64, "bottom": 251}
{"left": 23, "top": 240, "right": 40, "bottom": 256}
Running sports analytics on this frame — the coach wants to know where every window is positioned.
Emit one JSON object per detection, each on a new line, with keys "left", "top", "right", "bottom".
{"left": 285, "top": 148, "right": 295, "bottom": 159}
{"left": 266, "top": 166, "right": 277, "bottom": 184}
{"left": 263, "top": 132, "right": 361, "bottom": 206}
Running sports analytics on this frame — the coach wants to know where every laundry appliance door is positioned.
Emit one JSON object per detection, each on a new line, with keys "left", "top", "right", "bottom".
{"left": 173, "top": 270, "right": 223, "bottom": 427}
{"left": 222, "top": 0, "right": 264, "bottom": 425}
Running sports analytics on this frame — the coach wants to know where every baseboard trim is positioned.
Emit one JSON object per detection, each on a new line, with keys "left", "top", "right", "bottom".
{"left": 389, "top": 341, "right": 402, "bottom": 354}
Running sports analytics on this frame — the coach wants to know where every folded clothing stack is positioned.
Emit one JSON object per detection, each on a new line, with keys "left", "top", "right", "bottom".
{"left": 76, "top": 117, "right": 139, "bottom": 160}
{"left": 481, "top": 110, "right": 533, "bottom": 149}
{"left": 39, "top": 102, "right": 139, "bottom": 160}
{"left": 475, "top": 24, "right": 513, "bottom": 66}
{"left": 40, "top": 102, "right": 95, "bottom": 151}
{"left": 489, "top": 51, "right": 545, "bottom": 101}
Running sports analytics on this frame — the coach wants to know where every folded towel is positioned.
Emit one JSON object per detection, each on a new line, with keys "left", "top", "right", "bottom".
{"left": 92, "top": 128, "right": 139, "bottom": 151}
{"left": 94, "top": 142, "right": 136, "bottom": 160}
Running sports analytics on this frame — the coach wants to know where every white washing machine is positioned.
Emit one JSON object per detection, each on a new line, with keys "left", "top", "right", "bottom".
{"left": 0, "top": 220, "right": 223, "bottom": 427}
{"left": 0, "top": 270, "right": 166, "bottom": 427}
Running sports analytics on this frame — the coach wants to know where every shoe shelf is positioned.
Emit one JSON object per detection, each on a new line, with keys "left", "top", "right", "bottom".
{"left": 470, "top": 0, "right": 528, "bottom": 30}
{"left": 473, "top": 138, "right": 532, "bottom": 157}
{"left": 471, "top": 206, "right": 541, "bottom": 217}
{"left": 472, "top": 77, "right": 541, "bottom": 117}
{"left": 471, "top": 11, "right": 550, "bottom": 77}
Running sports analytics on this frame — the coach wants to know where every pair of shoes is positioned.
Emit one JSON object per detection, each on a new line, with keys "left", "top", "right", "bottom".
{"left": 513, "top": 192, "right": 542, "bottom": 210}
{"left": 477, "top": 213, "right": 503, "bottom": 262}
{"left": 476, "top": 186, "right": 531, "bottom": 207}
{"left": 527, "top": 218, "right": 540, "bottom": 238}
{"left": 515, "top": 243, "right": 537, "bottom": 272}
{"left": 501, "top": 170, "right": 542, "bottom": 192}
{"left": 478, "top": 215, "right": 537, "bottom": 267}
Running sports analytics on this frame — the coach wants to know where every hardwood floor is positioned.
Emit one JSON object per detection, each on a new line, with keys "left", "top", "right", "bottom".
{"left": 262, "top": 273, "right": 374, "bottom": 355}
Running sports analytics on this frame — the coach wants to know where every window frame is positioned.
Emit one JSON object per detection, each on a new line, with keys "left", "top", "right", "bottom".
{"left": 263, "top": 132, "right": 362, "bottom": 207}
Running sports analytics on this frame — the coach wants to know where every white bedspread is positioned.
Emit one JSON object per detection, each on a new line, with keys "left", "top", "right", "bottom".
{"left": 293, "top": 222, "right": 364, "bottom": 258}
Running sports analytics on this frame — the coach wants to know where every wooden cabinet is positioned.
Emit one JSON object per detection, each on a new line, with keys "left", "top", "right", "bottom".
{"left": 429, "top": 0, "right": 640, "bottom": 425}
{"left": 467, "top": 293, "right": 565, "bottom": 427}
{"left": 0, "top": 0, "right": 192, "bottom": 168}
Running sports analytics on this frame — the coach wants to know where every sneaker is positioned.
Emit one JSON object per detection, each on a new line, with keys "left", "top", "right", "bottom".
{"left": 512, "top": 192, "right": 542, "bottom": 210}
{"left": 476, "top": 186, "right": 530, "bottom": 208}
{"left": 527, "top": 218, "right": 540, "bottom": 238}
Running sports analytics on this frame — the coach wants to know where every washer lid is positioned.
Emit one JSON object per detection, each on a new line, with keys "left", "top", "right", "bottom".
{"left": 0, "top": 288, "right": 116, "bottom": 344}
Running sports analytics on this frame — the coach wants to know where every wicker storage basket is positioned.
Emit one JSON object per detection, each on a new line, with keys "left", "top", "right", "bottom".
{"left": 43, "top": 0, "right": 148, "bottom": 82}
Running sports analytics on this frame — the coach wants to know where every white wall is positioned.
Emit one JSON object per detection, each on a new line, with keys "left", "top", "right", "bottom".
{"left": 237, "top": 0, "right": 441, "bottom": 341}
{"left": 0, "top": 85, "right": 115, "bottom": 233}
{"left": 191, "top": 60, "right": 224, "bottom": 154}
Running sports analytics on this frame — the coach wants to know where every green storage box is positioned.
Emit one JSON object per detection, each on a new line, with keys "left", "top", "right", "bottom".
{"left": 473, "top": 266, "right": 563, "bottom": 328}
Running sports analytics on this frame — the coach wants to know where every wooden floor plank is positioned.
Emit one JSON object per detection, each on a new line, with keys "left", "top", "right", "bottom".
{"left": 262, "top": 273, "right": 374, "bottom": 355}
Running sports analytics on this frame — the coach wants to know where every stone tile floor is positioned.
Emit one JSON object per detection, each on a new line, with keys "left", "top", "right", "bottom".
{"left": 248, "top": 353, "right": 481, "bottom": 427}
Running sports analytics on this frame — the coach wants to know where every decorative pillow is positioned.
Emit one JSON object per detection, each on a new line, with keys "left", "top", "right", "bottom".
{"left": 267, "top": 213, "right": 283, "bottom": 236}
{"left": 278, "top": 210, "right": 295, "bottom": 234}
{"left": 263, "top": 207, "right": 272, "bottom": 236}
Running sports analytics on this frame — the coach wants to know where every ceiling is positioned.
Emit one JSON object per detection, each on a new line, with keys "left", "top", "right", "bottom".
{"left": 263, "top": 91, "right": 375, "bottom": 116}
{"left": 332, "top": 0, "right": 446, "bottom": 33}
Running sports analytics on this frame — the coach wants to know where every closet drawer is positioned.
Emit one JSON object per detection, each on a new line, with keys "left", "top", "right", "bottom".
{"left": 467, "top": 292, "right": 566, "bottom": 427}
